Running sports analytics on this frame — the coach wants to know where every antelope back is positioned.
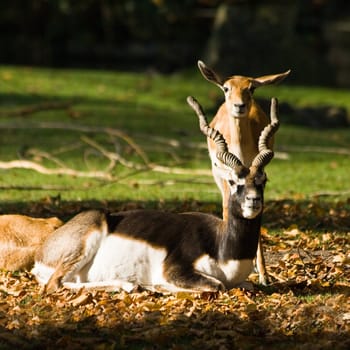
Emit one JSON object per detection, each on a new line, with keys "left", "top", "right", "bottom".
{"left": 35, "top": 210, "right": 106, "bottom": 266}
{"left": 32, "top": 210, "right": 108, "bottom": 292}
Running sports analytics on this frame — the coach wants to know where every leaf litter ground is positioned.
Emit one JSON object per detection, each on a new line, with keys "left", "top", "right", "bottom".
{"left": 0, "top": 198, "right": 349, "bottom": 350}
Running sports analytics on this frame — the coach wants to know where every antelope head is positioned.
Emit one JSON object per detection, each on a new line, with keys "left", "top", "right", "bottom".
{"left": 187, "top": 96, "right": 279, "bottom": 219}
{"left": 197, "top": 60, "right": 290, "bottom": 119}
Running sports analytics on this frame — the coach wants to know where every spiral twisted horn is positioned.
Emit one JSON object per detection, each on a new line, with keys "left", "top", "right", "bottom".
{"left": 251, "top": 98, "right": 280, "bottom": 170}
{"left": 187, "top": 96, "right": 247, "bottom": 175}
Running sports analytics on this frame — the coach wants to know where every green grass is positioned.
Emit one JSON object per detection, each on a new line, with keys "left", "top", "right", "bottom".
{"left": 0, "top": 65, "right": 349, "bottom": 222}
{"left": 257, "top": 84, "right": 350, "bottom": 109}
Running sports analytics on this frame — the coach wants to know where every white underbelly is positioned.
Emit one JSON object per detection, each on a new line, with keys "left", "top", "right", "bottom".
{"left": 194, "top": 255, "right": 253, "bottom": 288}
{"left": 86, "top": 234, "right": 167, "bottom": 286}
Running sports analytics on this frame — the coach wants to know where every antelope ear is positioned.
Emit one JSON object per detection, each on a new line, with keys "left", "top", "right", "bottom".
{"left": 251, "top": 69, "right": 291, "bottom": 88}
{"left": 197, "top": 60, "right": 223, "bottom": 88}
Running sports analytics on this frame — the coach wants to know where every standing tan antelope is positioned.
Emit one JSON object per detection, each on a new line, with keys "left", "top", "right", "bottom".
{"left": 31, "top": 97, "right": 279, "bottom": 294}
{"left": 197, "top": 60, "right": 290, "bottom": 285}
{"left": 0, "top": 215, "right": 63, "bottom": 271}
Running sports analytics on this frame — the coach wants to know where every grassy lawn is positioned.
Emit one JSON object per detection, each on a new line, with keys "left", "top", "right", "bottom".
{"left": 0, "top": 66, "right": 349, "bottom": 349}
{"left": 0, "top": 66, "right": 349, "bottom": 206}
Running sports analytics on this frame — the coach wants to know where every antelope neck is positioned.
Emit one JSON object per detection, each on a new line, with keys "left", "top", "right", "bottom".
{"left": 228, "top": 116, "right": 257, "bottom": 167}
{"left": 218, "top": 207, "right": 261, "bottom": 262}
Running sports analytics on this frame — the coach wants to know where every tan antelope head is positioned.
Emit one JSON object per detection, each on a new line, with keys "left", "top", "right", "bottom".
{"left": 198, "top": 60, "right": 290, "bottom": 119}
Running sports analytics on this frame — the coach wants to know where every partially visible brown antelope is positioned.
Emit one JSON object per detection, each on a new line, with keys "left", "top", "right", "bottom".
{"left": 30, "top": 97, "right": 279, "bottom": 294}
{"left": 0, "top": 215, "right": 63, "bottom": 271}
{"left": 197, "top": 61, "right": 290, "bottom": 285}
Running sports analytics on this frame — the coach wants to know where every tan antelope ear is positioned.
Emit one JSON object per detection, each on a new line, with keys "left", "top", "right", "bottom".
{"left": 197, "top": 60, "right": 223, "bottom": 87}
{"left": 251, "top": 69, "right": 291, "bottom": 88}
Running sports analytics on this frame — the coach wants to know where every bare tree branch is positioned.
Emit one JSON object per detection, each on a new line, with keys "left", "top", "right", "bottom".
{"left": 0, "top": 160, "right": 113, "bottom": 180}
{"left": 80, "top": 135, "right": 140, "bottom": 170}
{"left": 0, "top": 121, "right": 213, "bottom": 180}
{"left": 25, "top": 148, "right": 71, "bottom": 169}
{"left": 148, "top": 164, "right": 211, "bottom": 176}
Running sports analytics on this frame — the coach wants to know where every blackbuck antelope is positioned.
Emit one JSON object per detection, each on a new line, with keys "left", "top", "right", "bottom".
{"left": 197, "top": 60, "right": 290, "bottom": 284}
{"left": 31, "top": 97, "right": 279, "bottom": 294}
{"left": 0, "top": 215, "right": 63, "bottom": 271}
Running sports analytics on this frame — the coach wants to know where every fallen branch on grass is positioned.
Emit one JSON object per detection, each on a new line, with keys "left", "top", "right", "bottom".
{"left": 0, "top": 121, "right": 217, "bottom": 181}
{"left": 0, "top": 156, "right": 211, "bottom": 181}
{"left": 120, "top": 178, "right": 215, "bottom": 187}
{"left": 0, "top": 160, "right": 113, "bottom": 180}
{"left": 82, "top": 136, "right": 212, "bottom": 175}
{"left": 0, "top": 122, "right": 150, "bottom": 164}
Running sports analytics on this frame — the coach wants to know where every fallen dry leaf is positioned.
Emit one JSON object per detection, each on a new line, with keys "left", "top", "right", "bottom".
{"left": 0, "top": 199, "right": 349, "bottom": 349}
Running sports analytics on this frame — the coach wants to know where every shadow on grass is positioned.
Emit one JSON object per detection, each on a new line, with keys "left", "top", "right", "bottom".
{"left": 0, "top": 197, "right": 348, "bottom": 232}
{"left": 0, "top": 91, "right": 183, "bottom": 112}
{"left": 258, "top": 280, "right": 350, "bottom": 298}
{"left": 0, "top": 298, "right": 349, "bottom": 350}
{"left": 0, "top": 92, "right": 106, "bottom": 108}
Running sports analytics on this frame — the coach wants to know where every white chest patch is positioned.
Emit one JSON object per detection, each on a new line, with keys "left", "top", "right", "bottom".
{"left": 194, "top": 255, "right": 253, "bottom": 289}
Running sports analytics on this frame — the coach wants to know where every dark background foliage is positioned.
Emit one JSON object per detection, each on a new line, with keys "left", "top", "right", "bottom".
{"left": 1, "top": 0, "right": 350, "bottom": 86}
